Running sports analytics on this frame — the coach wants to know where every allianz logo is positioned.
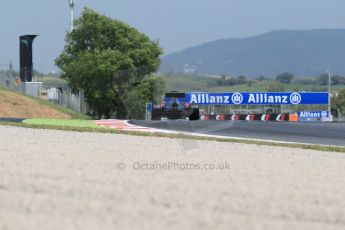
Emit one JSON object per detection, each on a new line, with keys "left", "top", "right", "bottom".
{"left": 189, "top": 94, "right": 230, "bottom": 104}
{"left": 189, "top": 92, "right": 302, "bottom": 104}
{"left": 247, "top": 92, "right": 301, "bottom": 105}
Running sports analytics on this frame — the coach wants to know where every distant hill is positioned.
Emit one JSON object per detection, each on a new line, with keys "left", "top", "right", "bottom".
{"left": 160, "top": 29, "right": 345, "bottom": 77}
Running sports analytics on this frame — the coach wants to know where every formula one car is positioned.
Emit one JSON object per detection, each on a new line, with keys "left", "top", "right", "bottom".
{"left": 151, "top": 91, "right": 200, "bottom": 120}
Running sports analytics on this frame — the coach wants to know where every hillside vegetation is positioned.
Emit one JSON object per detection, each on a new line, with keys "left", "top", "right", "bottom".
{"left": 160, "top": 73, "right": 345, "bottom": 93}
{"left": 160, "top": 29, "right": 345, "bottom": 77}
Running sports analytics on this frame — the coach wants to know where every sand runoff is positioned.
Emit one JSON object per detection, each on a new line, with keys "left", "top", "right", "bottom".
{"left": 0, "top": 126, "right": 345, "bottom": 230}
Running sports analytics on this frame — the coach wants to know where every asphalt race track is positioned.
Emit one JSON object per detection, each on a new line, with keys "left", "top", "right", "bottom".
{"left": 129, "top": 120, "right": 345, "bottom": 147}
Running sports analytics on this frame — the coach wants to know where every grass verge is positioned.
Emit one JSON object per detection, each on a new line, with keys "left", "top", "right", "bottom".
{"left": 24, "top": 119, "right": 101, "bottom": 129}
{"left": 1, "top": 121, "right": 345, "bottom": 153}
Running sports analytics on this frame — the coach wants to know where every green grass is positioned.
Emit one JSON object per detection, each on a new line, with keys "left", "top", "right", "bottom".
{"left": 23, "top": 119, "right": 105, "bottom": 129}
{"left": 162, "top": 74, "right": 220, "bottom": 91}
{"left": 2, "top": 120, "right": 345, "bottom": 153}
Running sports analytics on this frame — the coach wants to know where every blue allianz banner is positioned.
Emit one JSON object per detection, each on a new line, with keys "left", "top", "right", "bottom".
{"left": 185, "top": 92, "right": 329, "bottom": 105}
{"left": 298, "top": 111, "right": 329, "bottom": 119}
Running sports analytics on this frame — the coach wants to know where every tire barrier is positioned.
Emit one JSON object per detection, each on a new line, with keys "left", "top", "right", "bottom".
{"left": 200, "top": 113, "right": 293, "bottom": 122}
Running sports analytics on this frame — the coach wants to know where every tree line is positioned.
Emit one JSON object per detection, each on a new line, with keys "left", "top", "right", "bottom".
{"left": 215, "top": 72, "right": 345, "bottom": 87}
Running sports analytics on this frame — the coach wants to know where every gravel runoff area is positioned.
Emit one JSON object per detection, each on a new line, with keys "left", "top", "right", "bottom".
{"left": 1, "top": 126, "right": 345, "bottom": 230}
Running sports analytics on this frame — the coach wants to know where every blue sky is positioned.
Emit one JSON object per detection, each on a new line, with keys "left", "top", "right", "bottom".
{"left": 1, "top": 0, "right": 345, "bottom": 72}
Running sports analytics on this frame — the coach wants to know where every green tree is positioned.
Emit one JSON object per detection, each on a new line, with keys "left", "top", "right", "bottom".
{"left": 237, "top": 75, "right": 247, "bottom": 84}
{"left": 331, "top": 75, "right": 345, "bottom": 85}
{"left": 56, "top": 8, "right": 163, "bottom": 118}
{"left": 318, "top": 74, "right": 329, "bottom": 85}
{"left": 123, "top": 76, "right": 165, "bottom": 119}
{"left": 338, "top": 89, "right": 345, "bottom": 114}
{"left": 276, "top": 72, "right": 294, "bottom": 84}
{"left": 333, "top": 88, "right": 345, "bottom": 115}
{"left": 257, "top": 76, "right": 266, "bottom": 81}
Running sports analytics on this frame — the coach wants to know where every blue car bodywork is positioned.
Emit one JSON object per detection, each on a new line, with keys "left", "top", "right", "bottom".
{"left": 151, "top": 92, "right": 199, "bottom": 120}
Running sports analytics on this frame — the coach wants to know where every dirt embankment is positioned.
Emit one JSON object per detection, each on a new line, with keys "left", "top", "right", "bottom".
{"left": 0, "top": 89, "right": 71, "bottom": 119}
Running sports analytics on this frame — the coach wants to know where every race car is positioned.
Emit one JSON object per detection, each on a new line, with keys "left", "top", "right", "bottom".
{"left": 151, "top": 91, "right": 200, "bottom": 120}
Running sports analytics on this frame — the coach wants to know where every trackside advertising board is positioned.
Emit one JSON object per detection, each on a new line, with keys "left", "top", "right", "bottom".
{"left": 185, "top": 92, "right": 328, "bottom": 105}
{"left": 298, "top": 111, "right": 329, "bottom": 119}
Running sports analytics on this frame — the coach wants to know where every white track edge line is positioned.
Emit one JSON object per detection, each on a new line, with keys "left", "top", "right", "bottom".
{"left": 124, "top": 120, "right": 344, "bottom": 148}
